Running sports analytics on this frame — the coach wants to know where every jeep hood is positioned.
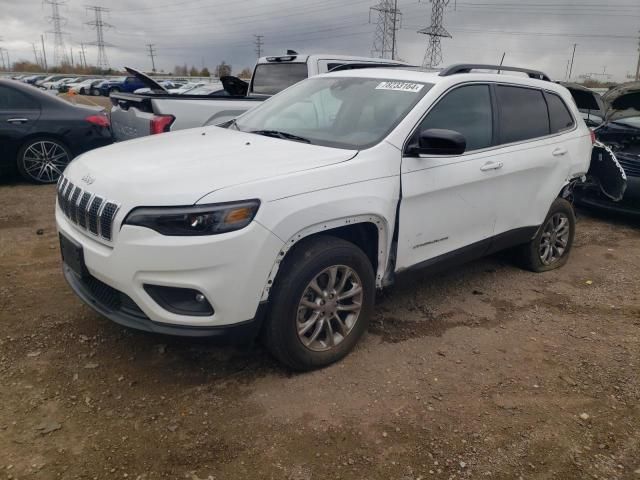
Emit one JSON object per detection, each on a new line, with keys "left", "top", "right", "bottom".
{"left": 64, "top": 126, "right": 357, "bottom": 206}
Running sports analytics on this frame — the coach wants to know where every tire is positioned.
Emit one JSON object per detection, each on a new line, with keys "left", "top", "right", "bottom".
{"left": 79, "top": 88, "right": 85, "bottom": 95}
{"left": 516, "top": 197, "right": 576, "bottom": 272}
{"left": 264, "top": 235, "right": 375, "bottom": 371}
{"left": 91, "top": 88, "right": 101, "bottom": 96}
{"left": 109, "top": 87, "right": 120, "bottom": 94}
{"left": 16, "top": 137, "right": 73, "bottom": 184}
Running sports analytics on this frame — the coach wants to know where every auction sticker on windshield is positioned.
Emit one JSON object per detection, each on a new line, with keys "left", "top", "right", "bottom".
{"left": 375, "top": 81, "right": 424, "bottom": 92}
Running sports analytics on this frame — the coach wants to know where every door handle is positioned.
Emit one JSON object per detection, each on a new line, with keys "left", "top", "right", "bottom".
{"left": 7, "top": 118, "right": 29, "bottom": 124}
{"left": 480, "top": 161, "right": 503, "bottom": 171}
{"left": 552, "top": 147, "right": 568, "bottom": 157}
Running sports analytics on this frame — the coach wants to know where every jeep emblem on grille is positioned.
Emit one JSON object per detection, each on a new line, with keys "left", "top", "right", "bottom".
{"left": 81, "top": 174, "right": 95, "bottom": 185}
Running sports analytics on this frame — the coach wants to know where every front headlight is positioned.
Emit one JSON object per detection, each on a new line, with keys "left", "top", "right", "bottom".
{"left": 123, "top": 200, "right": 260, "bottom": 236}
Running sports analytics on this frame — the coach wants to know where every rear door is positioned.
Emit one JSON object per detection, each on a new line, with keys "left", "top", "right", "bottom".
{"left": 489, "top": 85, "right": 577, "bottom": 236}
{"left": 0, "top": 85, "right": 41, "bottom": 167}
{"left": 396, "top": 83, "right": 499, "bottom": 270}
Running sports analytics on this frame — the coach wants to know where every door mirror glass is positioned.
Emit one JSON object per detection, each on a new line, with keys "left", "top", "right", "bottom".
{"left": 413, "top": 128, "right": 466, "bottom": 155}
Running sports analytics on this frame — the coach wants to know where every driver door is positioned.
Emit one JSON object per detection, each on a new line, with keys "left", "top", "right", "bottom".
{"left": 395, "top": 83, "right": 500, "bottom": 270}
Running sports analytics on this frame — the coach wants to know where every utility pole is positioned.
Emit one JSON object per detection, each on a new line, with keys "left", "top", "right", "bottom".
{"left": 69, "top": 47, "right": 74, "bottom": 67}
{"left": 370, "top": 0, "right": 402, "bottom": 59}
{"left": 254, "top": 35, "right": 264, "bottom": 57}
{"left": 147, "top": 43, "right": 157, "bottom": 72}
{"left": 418, "top": 0, "right": 452, "bottom": 68}
{"left": 44, "top": 0, "right": 70, "bottom": 66}
{"left": 568, "top": 43, "right": 577, "bottom": 81}
{"left": 80, "top": 43, "right": 88, "bottom": 68}
{"left": 635, "top": 31, "right": 640, "bottom": 81}
{"left": 41, "top": 34, "right": 48, "bottom": 71}
{"left": 85, "top": 5, "right": 113, "bottom": 71}
{"left": 32, "top": 43, "right": 41, "bottom": 67}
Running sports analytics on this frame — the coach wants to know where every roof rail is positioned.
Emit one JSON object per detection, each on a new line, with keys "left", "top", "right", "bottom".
{"left": 439, "top": 64, "right": 551, "bottom": 82}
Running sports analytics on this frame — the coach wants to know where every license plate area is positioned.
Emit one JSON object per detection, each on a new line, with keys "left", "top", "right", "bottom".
{"left": 59, "top": 233, "right": 88, "bottom": 278}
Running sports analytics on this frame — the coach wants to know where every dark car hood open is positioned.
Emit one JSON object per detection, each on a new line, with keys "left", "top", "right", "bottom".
{"left": 220, "top": 76, "right": 249, "bottom": 96}
{"left": 563, "top": 82, "right": 640, "bottom": 123}
{"left": 602, "top": 82, "right": 640, "bottom": 122}
{"left": 124, "top": 66, "right": 168, "bottom": 93}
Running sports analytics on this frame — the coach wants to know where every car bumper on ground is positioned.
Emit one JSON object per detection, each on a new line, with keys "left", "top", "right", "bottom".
{"left": 56, "top": 205, "right": 283, "bottom": 337}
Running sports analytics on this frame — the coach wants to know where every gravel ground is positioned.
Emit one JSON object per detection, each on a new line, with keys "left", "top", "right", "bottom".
{"left": 1, "top": 181, "right": 639, "bottom": 480}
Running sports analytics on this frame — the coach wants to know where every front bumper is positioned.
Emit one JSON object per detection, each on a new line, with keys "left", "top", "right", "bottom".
{"left": 62, "top": 264, "right": 267, "bottom": 339}
{"left": 56, "top": 205, "right": 283, "bottom": 333}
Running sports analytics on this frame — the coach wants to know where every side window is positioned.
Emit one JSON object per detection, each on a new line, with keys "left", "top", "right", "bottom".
{"left": 417, "top": 84, "right": 493, "bottom": 151}
{"left": 497, "top": 85, "right": 549, "bottom": 144}
{"left": 0, "top": 86, "right": 38, "bottom": 110}
{"left": 545, "top": 92, "right": 575, "bottom": 133}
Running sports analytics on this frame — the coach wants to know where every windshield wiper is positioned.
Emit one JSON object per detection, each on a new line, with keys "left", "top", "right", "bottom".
{"left": 250, "top": 129, "right": 311, "bottom": 143}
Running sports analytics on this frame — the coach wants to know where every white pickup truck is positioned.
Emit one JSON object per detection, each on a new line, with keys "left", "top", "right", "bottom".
{"left": 110, "top": 53, "right": 408, "bottom": 141}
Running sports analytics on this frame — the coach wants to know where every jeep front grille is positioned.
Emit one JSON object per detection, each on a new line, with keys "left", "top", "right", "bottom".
{"left": 57, "top": 176, "right": 119, "bottom": 241}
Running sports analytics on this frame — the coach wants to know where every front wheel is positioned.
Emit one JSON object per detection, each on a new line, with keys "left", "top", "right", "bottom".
{"left": 516, "top": 197, "right": 576, "bottom": 272}
{"left": 16, "top": 137, "right": 72, "bottom": 184}
{"left": 264, "top": 236, "right": 375, "bottom": 371}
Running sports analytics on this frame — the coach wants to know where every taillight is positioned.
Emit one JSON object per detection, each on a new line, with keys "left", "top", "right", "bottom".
{"left": 86, "top": 114, "right": 110, "bottom": 128}
{"left": 150, "top": 114, "right": 175, "bottom": 135}
{"left": 589, "top": 129, "right": 596, "bottom": 144}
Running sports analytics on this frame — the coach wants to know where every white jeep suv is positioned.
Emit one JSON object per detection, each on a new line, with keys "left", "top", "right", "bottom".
{"left": 56, "top": 64, "right": 593, "bottom": 370}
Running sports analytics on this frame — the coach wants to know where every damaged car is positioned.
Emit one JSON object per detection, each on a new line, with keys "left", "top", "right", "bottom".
{"left": 564, "top": 82, "right": 639, "bottom": 214}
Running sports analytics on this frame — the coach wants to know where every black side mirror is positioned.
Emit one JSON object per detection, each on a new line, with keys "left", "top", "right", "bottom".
{"left": 408, "top": 128, "right": 466, "bottom": 156}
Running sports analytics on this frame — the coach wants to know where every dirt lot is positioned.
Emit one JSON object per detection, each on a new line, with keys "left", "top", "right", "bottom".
{"left": 1, "top": 181, "right": 639, "bottom": 480}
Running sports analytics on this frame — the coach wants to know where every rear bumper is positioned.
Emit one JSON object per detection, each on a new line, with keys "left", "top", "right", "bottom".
{"left": 63, "top": 264, "right": 266, "bottom": 340}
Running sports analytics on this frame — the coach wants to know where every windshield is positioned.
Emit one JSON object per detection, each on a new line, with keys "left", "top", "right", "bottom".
{"left": 235, "top": 76, "right": 432, "bottom": 150}
{"left": 251, "top": 63, "right": 308, "bottom": 95}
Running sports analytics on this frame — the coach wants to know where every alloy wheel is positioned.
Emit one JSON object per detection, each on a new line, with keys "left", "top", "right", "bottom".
{"left": 539, "top": 213, "right": 570, "bottom": 265}
{"left": 296, "top": 265, "right": 363, "bottom": 352}
{"left": 21, "top": 140, "right": 70, "bottom": 183}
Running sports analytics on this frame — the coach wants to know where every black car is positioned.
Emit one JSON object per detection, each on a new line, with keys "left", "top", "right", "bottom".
{"left": 0, "top": 79, "right": 112, "bottom": 184}
{"left": 563, "top": 82, "right": 640, "bottom": 216}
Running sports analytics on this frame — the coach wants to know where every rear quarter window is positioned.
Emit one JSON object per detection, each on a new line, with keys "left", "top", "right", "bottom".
{"left": 545, "top": 92, "right": 575, "bottom": 133}
{"left": 497, "top": 85, "right": 550, "bottom": 144}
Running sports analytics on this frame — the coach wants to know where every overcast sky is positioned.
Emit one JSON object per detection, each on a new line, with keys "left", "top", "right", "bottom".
{"left": 1, "top": 0, "right": 638, "bottom": 81}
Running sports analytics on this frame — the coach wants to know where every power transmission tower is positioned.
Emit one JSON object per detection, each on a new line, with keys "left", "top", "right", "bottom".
{"left": 369, "top": 0, "right": 402, "bottom": 59}
{"left": 147, "top": 43, "right": 157, "bottom": 72}
{"left": 418, "top": 0, "right": 452, "bottom": 68}
{"left": 254, "top": 35, "right": 264, "bottom": 57}
{"left": 44, "top": 0, "right": 70, "bottom": 66}
{"left": 85, "top": 5, "right": 113, "bottom": 71}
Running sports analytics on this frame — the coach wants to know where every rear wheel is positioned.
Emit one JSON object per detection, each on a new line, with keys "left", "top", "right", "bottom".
{"left": 516, "top": 198, "right": 575, "bottom": 272}
{"left": 108, "top": 87, "right": 120, "bottom": 94}
{"left": 16, "top": 137, "right": 72, "bottom": 184}
{"left": 79, "top": 87, "right": 86, "bottom": 95}
{"left": 91, "top": 88, "right": 101, "bottom": 96}
{"left": 264, "top": 236, "right": 375, "bottom": 371}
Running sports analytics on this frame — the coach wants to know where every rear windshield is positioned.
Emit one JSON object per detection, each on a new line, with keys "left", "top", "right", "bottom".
{"left": 251, "top": 63, "right": 308, "bottom": 95}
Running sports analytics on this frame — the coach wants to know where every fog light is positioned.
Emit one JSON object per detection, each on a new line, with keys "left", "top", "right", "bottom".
{"left": 143, "top": 284, "right": 214, "bottom": 316}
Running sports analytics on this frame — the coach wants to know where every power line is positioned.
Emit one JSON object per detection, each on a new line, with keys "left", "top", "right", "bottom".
{"left": 419, "top": 0, "right": 452, "bottom": 68}
{"left": 44, "top": 0, "right": 70, "bottom": 66}
{"left": 85, "top": 5, "right": 113, "bottom": 71}
{"left": 147, "top": 43, "right": 157, "bottom": 72}
{"left": 254, "top": 34, "right": 264, "bottom": 57}
{"left": 369, "top": 0, "right": 402, "bottom": 59}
